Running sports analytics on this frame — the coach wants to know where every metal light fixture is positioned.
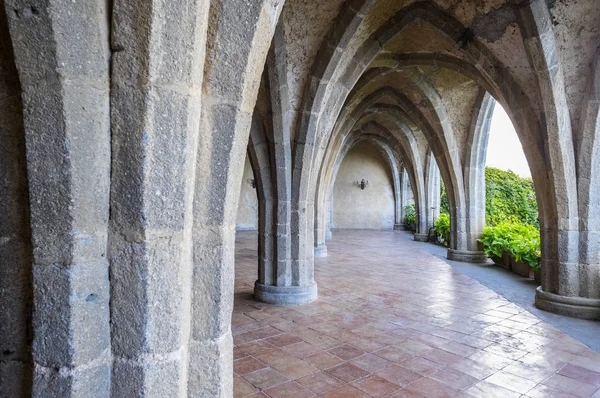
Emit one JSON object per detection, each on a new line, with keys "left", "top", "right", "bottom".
{"left": 247, "top": 178, "right": 256, "bottom": 189}
{"left": 355, "top": 179, "right": 369, "bottom": 190}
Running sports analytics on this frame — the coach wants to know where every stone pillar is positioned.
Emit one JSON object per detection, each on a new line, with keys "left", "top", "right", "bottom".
{"left": 394, "top": 168, "right": 409, "bottom": 230}
{"left": 415, "top": 155, "right": 439, "bottom": 242}
{"left": 255, "top": 194, "right": 318, "bottom": 304}
{"left": 108, "top": 0, "right": 209, "bottom": 396}
{"left": 517, "top": 0, "right": 600, "bottom": 320}
{"left": 314, "top": 243, "right": 328, "bottom": 257}
{"left": 0, "top": 7, "right": 32, "bottom": 395}
{"left": 248, "top": 118, "right": 275, "bottom": 290}
{"left": 188, "top": 1, "right": 283, "bottom": 395}
{"left": 448, "top": 90, "right": 493, "bottom": 264}
{"left": 326, "top": 199, "right": 334, "bottom": 240}
{"left": 254, "top": 29, "right": 318, "bottom": 304}
{"left": 256, "top": 185, "right": 318, "bottom": 304}
{"left": 313, "top": 191, "right": 328, "bottom": 257}
{"left": 426, "top": 153, "right": 441, "bottom": 230}
{"left": 6, "top": 1, "right": 112, "bottom": 395}
{"left": 413, "top": 200, "right": 430, "bottom": 242}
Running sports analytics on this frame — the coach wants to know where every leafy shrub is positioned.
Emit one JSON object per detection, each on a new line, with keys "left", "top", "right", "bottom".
{"left": 433, "top": 213, "right": 450, "bottom": 245}
{"left": 478, "top": 223, "right": 540, "bottom": 270}
{"left": 439, "top": 167, "right": 538, "bottom": 228}
{"left": 510, "top": 225, "right": 541, "bottom": 271}
{"left": 404, "top": 204, "right": 416, "bottom": 231}
{"left": 478, "top": 223, "right": 513, "bottom": 263}
{"left": 485, "top": 168, "right": 538, "bottom": 228}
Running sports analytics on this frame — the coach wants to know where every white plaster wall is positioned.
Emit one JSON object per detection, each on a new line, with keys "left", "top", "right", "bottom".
{"left": 333, "top": 142, "right": 395, "bottom": 229}
{"left": 236, "top": 155, "right": 258, "bottom": 230}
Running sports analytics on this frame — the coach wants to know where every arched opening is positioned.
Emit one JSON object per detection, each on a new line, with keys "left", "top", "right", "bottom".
{"left": 5, "top": 1, "right": 600, "bottom": 396}
{"left": 486, "top": 103, "right": 532, "bottom": 180}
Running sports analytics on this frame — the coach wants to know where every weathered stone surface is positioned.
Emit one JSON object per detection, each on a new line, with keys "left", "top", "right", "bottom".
{"left": 108, "top": 1, "right": 209, "bottom": 396}
{"left": 5, "top": 0, "right": 111, "bottom": 395}
{"left": 187, "top": 332, "right": 233, "bottom": 398}
{"left": 3, "top": 0, "right": 600, "bottom": 395}
{"left": 0, "top": 4, "right": 32, "bottom": 392}
{"left": 447, "top": 249, "right": 489, "bottom": 264}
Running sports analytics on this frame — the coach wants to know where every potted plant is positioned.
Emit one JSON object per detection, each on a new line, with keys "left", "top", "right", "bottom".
{"left": 479, "top": 223, "right": 512, "bottom": 269}
{"left": 404, "top": 205, "right": 416, "bottom": 232}
{"left": 479, "top": 223, "right": 541, "bottom": 278}
{"left": 433, "top": 213, "right": 450, "bottom": 246}
{"left": 511, "top": 224, "right": 541, "bottom": 279}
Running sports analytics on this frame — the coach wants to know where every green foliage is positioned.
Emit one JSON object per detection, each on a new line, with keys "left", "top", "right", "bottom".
{"left": 404, "top": 204, "right": 416, "bottom": 231}
{"left": 433, "top": 213, "right": 450, "bottom": 245}
{"left": 439, "top": 167, "right": 538, "bottom": 228}
{"left": 478, "top": 223, "right": 513, "bottom": 263}
{"left": 439, "top": 179, "right": 450, "bottom": 214}
{"left": 478, "top": 223, "right": 541, "bottom": 270}
{"left": 485, "top": 167, "right": 538, "bottom": 228}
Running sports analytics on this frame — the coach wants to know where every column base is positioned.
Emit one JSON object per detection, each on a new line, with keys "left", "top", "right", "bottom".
{"left": 413, "top": 233, "right": 428, "bottom": 242}
{"left": 447, "top": 249, "right": 488, "bottom": 263}
{"left": 254, "top": 281, "right": 318, "bottom": 305}
{"left": 393, "top": 224, "right": 406, "bottom": 230}
{"left": 314, "top": 244, "right": 327, "bottom": 257}
{"left": 535, "top": 286, "right": 600, "bottom": 321}
{"left": 325, "top": 229, "right": 332, "bottom": 240}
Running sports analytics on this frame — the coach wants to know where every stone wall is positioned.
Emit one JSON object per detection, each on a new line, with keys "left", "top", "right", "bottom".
{"left": 333, "top": 142, "right": 395, "bottom": 229}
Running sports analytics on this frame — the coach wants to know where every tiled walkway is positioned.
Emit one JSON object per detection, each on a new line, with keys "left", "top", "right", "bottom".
{"left": 233, "top": 230, "right": 600, "bottom": 398}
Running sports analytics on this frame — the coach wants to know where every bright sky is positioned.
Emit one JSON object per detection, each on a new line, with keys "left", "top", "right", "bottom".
{"left": 486, "top": 102, "right": 532, "bottom": 178}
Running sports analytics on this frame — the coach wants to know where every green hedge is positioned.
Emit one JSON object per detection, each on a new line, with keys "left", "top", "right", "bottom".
{"left": 440, "top": 167, "right": 538, "bottom": 227}
{"left": 485, "top": 168, "right": 538, "bottom": 227}
{"left": 478, "top": 223, "right": 541, "bottom": 270}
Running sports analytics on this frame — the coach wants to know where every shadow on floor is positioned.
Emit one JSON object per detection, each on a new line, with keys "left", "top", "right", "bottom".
{"left": 400, "top": 231, "right": 600, "bottom": 353}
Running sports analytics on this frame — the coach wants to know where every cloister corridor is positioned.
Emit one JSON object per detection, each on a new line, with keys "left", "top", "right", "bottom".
{"left": 232, "top": 231, "right": 600, "bottom": 398}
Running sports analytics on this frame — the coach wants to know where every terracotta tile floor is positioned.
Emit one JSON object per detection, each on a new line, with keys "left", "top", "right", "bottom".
{"left": 233, "top": 230, "right": 600, "bottom": 398}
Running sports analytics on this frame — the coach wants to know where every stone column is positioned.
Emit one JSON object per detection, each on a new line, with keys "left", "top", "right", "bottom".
{"left": 248, "top": 117, "right": 275, "bottom": 290}
{"left": 108, "top": 0, "right": 208, "bottom": 396}
{"left": 256, "top": 158, "right": 318, "bottom": 304}
{"left": 447, "top": 90, "right": 492, "bottom": 263}
{"left": 188, "top": 1, "right": 283, "bottom": 395}
{"left": 414, "top": 155, "right": 438, "bottom": 242}
{"left": 394, "top": 168, "right": 409, "bottom": 230}
{"left": 326, "top": 199, "right": 334, "bottom": 240}
{"left": 0, "top": 7, "right": 32, "bottom": 395}
{"left": 6, "top": 1, "right": 112, "bottom": 395}
{"left": 533, "top": 30, "right": 600, "bottom": 320}
{"left": 254, "top": 28, "right": 318, "bottom": 304}
{"left": 314, "top": 194, "right": 328, "bottom": 256}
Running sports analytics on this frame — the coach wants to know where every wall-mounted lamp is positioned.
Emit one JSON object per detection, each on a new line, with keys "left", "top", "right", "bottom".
{"left": 247, "top": 178, "right": 256, "bottom": 189}
{"left": 354, "top": 179, "right": 369, "bottom": 190}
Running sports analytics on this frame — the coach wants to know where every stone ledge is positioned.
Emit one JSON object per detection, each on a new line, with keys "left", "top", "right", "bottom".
{"left": 314, "top": 244, "right": 327, "bottom": 257}
{"left": 535, "top": 287, "right": 600, "bottom": 321}
{"left": 393, "top": 224, "right": 406, "bottom": 230}
{"left": 447, "top": 249, "right": 489, "bottom": 263}
{"left": 254, "top": 282, "right": 318, "bottom": 306}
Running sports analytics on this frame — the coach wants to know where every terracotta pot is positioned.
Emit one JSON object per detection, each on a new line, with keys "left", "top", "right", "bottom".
{"left": 500, "top": 252, "right": 512, "bottom": 270}
{"left": 512, "top": 260, "right": 533, "bottom": 278}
